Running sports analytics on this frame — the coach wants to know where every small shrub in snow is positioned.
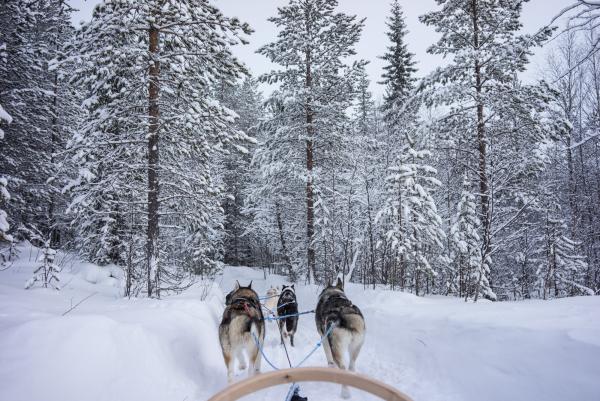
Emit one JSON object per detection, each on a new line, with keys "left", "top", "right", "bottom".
{"left": 25, "top": 242, "right": 61, "bottom": 290}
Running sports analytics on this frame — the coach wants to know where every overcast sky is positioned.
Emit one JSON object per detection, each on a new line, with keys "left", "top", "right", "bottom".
{"left": 69, "top": 0, "right": 572, "bottom": 99}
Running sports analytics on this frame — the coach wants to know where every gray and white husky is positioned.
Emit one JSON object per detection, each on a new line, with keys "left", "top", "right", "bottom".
{"left": 219, "top": 281, "right": 265, "bottom": 383}
{"left": 315, "top": 278, "right": 365, "bottom": 399}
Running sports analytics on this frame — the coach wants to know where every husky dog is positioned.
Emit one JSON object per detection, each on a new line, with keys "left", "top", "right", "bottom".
{"left": 277, "top": 284, "right": 299, "bottom": 346}
{"left": 263, "top": 286, "right": 280, "bottom": 318}
{"left": 315, "top": 278, "right": 365, "bottom": 399}
{"left": 219, "top": 281, "right": 265, "bottom": 383}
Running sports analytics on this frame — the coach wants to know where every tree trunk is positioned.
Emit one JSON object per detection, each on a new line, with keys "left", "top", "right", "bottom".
{"left": 365, "top": 178, "right": 376, "bottom": 289}
{"left": 146, "top": 23, "right": 160, "bottom": 298}
{"left": 275, "top": 202, "right": 294, "bottom": 277}
{"left": 305, "top": 45, "right": 316, "bottom": 284}
{"left": 48, "top": 0, "right": 65, "bottom": 248}
{"left": 472, "top": 0, "right": 491, "bottom": 302}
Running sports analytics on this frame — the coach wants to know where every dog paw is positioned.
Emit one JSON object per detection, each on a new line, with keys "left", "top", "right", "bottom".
{"left": 238, "top": 362, "right": 247, "bottom": 370}
{"left": 340, "top": 386, "right": 351, "bottom": 399}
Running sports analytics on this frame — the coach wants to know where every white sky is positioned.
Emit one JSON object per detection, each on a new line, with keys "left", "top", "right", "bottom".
{"left": 69, "top": 0, "right": 573, "bottom": 99}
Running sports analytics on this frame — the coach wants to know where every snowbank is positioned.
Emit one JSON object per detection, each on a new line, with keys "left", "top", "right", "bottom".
{"left": 0, "top": 244, "right": 228, "bottom": 401}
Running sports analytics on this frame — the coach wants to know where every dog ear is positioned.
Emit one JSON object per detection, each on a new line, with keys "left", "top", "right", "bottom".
{"left": 291, "top": 284, "right": 295, "bottom": 289}
{"left": 282, "top": 285, "right": 287, "bottom": 289}
{"left": 336, "top": 277, "right": 344, "bottom": 289}
{"left": 248, "top": 280, "right": 253, "bottom": 289}
{"left": 234, "top": 280, "right": 240, "bottom": 291}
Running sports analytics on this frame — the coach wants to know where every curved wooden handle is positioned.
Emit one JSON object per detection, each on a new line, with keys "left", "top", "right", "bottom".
{"left": 207, "top": 367, "right": 414, "bottom": 401}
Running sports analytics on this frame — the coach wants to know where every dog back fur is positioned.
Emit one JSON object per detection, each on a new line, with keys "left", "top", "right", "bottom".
{"left": 315, "top": 278, "right": 365, "bottom": 398}
{"left": 219, "top": 281, "right": 265, "bottom": 382}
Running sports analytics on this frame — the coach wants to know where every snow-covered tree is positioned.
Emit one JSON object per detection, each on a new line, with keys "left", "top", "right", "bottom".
{"left": 256, "top": 0, "right": 365, "bottom": 283}
{"left": 0, "top": 177, "right": 11, "bottom": 245}
{"left": 379, "top": 0, "right": 416, "bottom": 113}
{"left": 216, "top": 77, "right": 262, "bottom": 267}
{"left": 0, "top": 37, "right": 11, "bottom": 247}
{"left": 25, "top": 242, "right": 61, "bottom": 290}
{"left": 67, "top": 0, "right": 252, "bottom": 297}
{"left": 450, "top": 176, "right": 494, "bottom": 300}
{"left": 0, "top": 0, "right": 75, "bottom": 243}
{"left": 419, "top": 0, "right": 564, "bottom": 300}
{"left": 378, "top": 136, "right": 445, "bottom": 296}
{"left": 540, "top": 211, "right": 590, "bottom": 299}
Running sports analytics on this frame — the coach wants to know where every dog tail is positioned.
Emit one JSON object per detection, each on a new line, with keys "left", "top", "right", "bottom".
{"left": 324, "top": 312, "right": 341, "bottom": 349}
{"left": 250, "top": 319, "right": 262, "bottom": 343}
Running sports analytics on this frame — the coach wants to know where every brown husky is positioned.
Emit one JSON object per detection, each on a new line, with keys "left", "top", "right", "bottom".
{"left": 315, "top": 278, "right": 366, "bottom": 399}
{"left": 219, "top": 281, "right": 265, "bottom": 383}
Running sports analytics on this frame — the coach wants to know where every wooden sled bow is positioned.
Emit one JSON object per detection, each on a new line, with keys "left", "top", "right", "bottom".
{"left": 207, "top": 367, "right": 414, "bottom": 401}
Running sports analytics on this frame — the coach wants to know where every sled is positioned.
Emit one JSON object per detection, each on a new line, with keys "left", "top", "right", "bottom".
{"left": 207, "top": 367, "right": 414, "bottom": 401}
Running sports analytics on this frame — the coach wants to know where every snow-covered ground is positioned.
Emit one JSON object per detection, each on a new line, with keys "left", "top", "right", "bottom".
{"left": 0, "top": 243, "right": 599, "bottom": 401}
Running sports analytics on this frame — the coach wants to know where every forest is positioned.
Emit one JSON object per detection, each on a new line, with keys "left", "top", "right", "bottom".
{"left": 1, "top": 0, "right": 599, "bottom": 302}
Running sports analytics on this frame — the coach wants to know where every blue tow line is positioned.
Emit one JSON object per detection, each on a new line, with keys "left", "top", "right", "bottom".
{"left": 284, "top": 383, "right": 301, "bottom": 401}
{"left": 252, "top": 296, "right": 332, "bottom": 400}
{"left": 263, "top": 310, "right": 316, "bottom": 321}
{"left": 261, "top": 301, "right": 296, "bottom": 316}
{"left": 251, "top": 322, "right": 336, "bottom": 371}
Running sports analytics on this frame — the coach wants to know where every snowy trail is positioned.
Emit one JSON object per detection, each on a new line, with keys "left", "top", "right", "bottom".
{"left": 218, "top": 267, "right": 600, "bottom": 401}
{"left": 0, "top": 248, "right": 599, "bottom": 401}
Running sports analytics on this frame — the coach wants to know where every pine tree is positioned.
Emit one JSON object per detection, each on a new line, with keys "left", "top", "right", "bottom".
{"left": 67, "top": 0, "right": 252, "bottom": 297}
{"left": 420, "top": 0, "right": 563, "bottom": 300}
{"left": 380, "top": 0, "right": 417, "bottom": 113}
{"left": 257, "top": 0, "right": 365, "bottom": 283}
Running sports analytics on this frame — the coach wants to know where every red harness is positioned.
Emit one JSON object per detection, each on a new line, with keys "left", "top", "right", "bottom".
{"left": 243, "top": 301, "right": 252, "bottom": 316}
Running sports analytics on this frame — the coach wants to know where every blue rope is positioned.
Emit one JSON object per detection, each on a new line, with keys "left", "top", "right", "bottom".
{"left": 252, "top": 332, "right": 282, "bottom": 371}
{"left": 294, "top": 323, "right": 336, "bottom": 368}
{"left": 284, "top": 383, "right": 300, "bottom": 401}
{"left": 252, "top": 322, "right": 336, "bottom": 401}
{"left": 261, "top": 301, "right": 295, "bottom": 317}
{"left": 251, "top": 322, "right": 336, "bottom": 371}
{"left": 263, "top": 310, "right": 315, "bottom": 321}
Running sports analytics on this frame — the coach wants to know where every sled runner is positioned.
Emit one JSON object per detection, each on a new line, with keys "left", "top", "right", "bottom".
{"left": 207, "top": 367, "right": 414, "bottom": 401}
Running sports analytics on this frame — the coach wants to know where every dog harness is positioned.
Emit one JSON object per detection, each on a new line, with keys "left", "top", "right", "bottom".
{"left": 230, "top": 296, "right": 260, "bottom": 317}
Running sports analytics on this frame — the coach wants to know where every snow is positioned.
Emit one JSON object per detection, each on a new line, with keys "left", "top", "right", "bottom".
{"left": 0, "top": 243, "right": 599, "bottom": 401}
{"left": 0, "top": 210, "right": 9, "bottom": 233}
{"left": 0, "top": 104, "right": 12, "bottom": 124}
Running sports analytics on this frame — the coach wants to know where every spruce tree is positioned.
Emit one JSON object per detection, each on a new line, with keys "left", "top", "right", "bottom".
{"left": 0, "top": 0, "right": 74, "bottom": 243}
{"left": 380, "top": 0, "right": 417, "bottom": 113}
